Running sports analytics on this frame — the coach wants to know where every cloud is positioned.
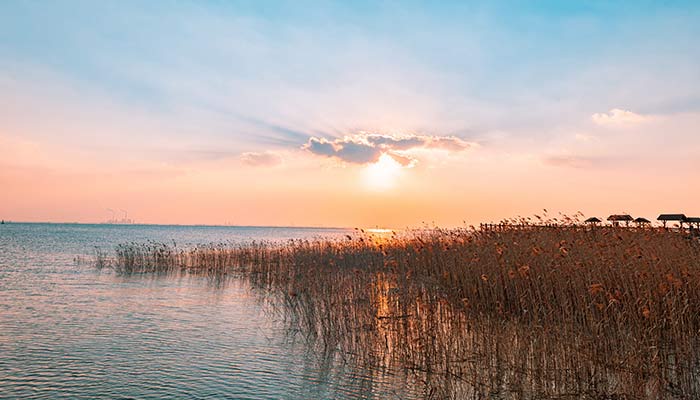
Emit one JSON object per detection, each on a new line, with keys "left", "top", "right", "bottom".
{"left": 423, "top": 136, "right": 473, "bottom": 151}
{"left": 336, "top": 139, "right": 384, "bottom": 164}
{"left": 574, "top": 133, "right": 596, "bottom": 142}
{"left": 591, "top": 108, "right": 651, "bottom": 127}
{"left": 542, "top": 155, "right": 595, "bottom": 169}
{"left": 386, "top": 152, "right": 416, "bottom": 167}
{"left": 304, "top": 138, "right": 337, "bottom": 157}
{"left": 302, "top": 133, "right": 474, "bottom": 165}
{"left": 364, "top": 135, "right": 426, "bottom": 150}
{"left": 541, "top": 154, "right": 623, "bottom": 169}
{"left": 240, "top": 151, "right": 283, "bottom": 167}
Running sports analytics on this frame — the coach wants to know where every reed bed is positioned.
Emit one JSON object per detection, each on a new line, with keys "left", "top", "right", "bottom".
{"left": 98, "top": 223, "right": 700, "bottom": 399}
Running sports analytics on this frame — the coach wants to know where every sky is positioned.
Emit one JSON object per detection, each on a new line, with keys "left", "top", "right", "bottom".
{"left": 1, "top": 0, "right": 699, "bottom": 228}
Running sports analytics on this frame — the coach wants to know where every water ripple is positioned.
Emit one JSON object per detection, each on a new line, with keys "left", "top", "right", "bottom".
{"left": 0, "top": 223, "right": 422, "bottom": 399}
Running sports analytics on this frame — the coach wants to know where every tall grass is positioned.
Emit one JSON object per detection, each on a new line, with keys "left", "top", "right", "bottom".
{"left": 100, "top": 223, "right": 700, "bottom": 399}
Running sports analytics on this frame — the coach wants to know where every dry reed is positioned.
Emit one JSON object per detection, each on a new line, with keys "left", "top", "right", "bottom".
{"left": 98, "top": 222, "right": 700, "bottom": 399}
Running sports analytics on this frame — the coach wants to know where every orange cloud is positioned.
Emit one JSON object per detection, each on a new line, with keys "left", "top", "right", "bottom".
{"left": 240, "top": 151, "right": 284, "bottom": 167}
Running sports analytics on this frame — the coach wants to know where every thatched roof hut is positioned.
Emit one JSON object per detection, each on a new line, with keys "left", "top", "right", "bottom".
{"left": 657, "top": 214, "right": 687, "bottom": 228}
{"left": 608, "top": 214, "right": 633, "bottom": 221}
{"left": 634, "top": 217, "right": 651, "bottom": 226}
{"left": 608, "top": 214, "right": 633, "bottom": 226}
{"left": 584, "top": 217, "right": 601, "bottom": 224}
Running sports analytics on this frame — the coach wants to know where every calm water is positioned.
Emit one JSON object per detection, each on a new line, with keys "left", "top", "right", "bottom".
{"left": 0, "top": 223, "right": 420, "bottom": 399}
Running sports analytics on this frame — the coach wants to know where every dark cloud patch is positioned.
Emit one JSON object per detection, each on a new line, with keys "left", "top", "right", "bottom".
{"left": 302, "top": 133, "right": 475, "bottom": 165}
{"left": 305, "top": 137, "right": 337, "bottom": 157}
{"left": 335, "top": 140, "right": 383, "bottom": 164}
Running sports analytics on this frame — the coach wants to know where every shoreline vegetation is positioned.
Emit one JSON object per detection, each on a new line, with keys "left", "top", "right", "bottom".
{"left": 94, "top": 218, "right": 700, "bottom": 399}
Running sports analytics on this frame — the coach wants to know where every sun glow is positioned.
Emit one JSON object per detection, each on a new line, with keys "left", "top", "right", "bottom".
{"left": 363, "top": 153, "right": 403, "bottom": 191}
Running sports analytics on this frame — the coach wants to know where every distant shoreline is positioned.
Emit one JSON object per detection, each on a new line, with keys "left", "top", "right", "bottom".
{"left": 0, "top": 221, "right": 352, "bottom": 230}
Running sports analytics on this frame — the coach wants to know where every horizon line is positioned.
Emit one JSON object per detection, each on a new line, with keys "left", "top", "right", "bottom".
{"left": 0, "top": 220, "right": 361, "bottom": 230}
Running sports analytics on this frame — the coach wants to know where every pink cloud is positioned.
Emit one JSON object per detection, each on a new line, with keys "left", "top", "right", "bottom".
{"left": 240, "top": 151, "right": 283, "bottom": 167}
{"left": 591, "top": 108, "right": 651, "bottom": 127}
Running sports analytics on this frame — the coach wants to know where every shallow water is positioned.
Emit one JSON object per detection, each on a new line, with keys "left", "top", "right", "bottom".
{"left": 0, "top": 223, "right": 421, "bottom": 399}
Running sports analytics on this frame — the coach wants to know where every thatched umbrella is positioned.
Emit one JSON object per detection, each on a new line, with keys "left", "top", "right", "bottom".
{"left": 686, "top": 217, "right": 700, "bottom": 229}
{"left": 657, "top": 214, "right": 686, "bottom": 228}
{"left": 607, "top": 214, "right": 633, "bottom": 227}
{"left": 584, "top": 217, "right": 601, "bottom": 226}
{"left": 634, "top": 217, "right": 651, "bottom": 227}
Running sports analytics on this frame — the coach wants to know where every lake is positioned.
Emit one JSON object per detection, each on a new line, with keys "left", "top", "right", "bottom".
{"left": 0, "top": 223, "right": 422, "bottom": 399}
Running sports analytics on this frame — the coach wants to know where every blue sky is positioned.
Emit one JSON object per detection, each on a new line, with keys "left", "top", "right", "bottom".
{"left": 1, "top": 1, "right": 700, "bottom": 225}
{"left": 3, "top": 1, "right": 698, "bottom": 143}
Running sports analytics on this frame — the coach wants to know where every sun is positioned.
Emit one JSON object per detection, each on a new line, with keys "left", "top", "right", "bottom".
{"left": 363, "top": 153, "right": 403, "bottom": 191}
